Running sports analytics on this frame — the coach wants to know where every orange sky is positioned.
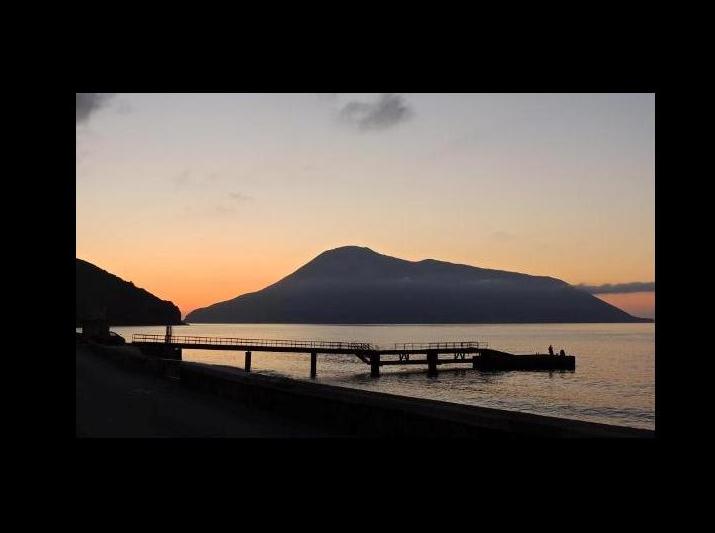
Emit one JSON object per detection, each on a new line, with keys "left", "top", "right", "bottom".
{"left": 76, "top": 93, "right": 654, "bottom": 319}
{"left": 76, "top": 246, "right": 655, "bottom": 319}
{"left": 595, "top": 292, "right": 655, "bottom": 319}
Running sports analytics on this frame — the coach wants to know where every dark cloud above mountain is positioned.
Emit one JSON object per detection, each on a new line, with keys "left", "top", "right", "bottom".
{"left": 339, "top": 93, "right": 413, "bottom": 131}
{"left": 577, "top": 282, "right": 655, "bottom": 294}
{"left": 76, "top": 93, "right": 115, "bottom": 124}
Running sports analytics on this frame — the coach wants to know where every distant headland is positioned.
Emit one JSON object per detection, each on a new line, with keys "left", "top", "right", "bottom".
{"left": 76, "top": 258, "right": 182, "bottom": 326}
{"left": 186, "top": 246, "right": 653, "bottom": 324}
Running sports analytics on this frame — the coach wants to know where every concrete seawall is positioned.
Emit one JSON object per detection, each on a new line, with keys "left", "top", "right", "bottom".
{"left": 81, "top": 342, "right": 654, "bottom": 438}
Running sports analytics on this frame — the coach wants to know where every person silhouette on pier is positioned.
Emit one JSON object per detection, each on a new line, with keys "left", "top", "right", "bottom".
{"left": 559, "top": 349, "right": 566, "bottom": 357}
{"left": 548, "top": 345, "right": 554, "bottom": 356}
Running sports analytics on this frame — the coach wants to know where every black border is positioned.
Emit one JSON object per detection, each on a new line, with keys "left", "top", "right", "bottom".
{"left": 56, "top": 57, "right": 672, "bottom": 483}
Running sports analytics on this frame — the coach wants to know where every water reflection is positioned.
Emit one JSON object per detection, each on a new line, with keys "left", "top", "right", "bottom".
{"left": 109, "top": 322, "right": 654, "bottom": 429}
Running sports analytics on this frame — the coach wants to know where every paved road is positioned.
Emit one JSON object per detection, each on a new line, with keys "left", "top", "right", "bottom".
{"left": 76, "top": 345, "right": 342, "bottom": 437}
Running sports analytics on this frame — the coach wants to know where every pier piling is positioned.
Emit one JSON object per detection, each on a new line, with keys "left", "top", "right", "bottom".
{"left": 427, "top": 350, "right": 438, "bottom": 377}
{"left": 310, "top": 351, "right": 317, "bottom": 378}
{"left": 245, "top": 351, "right": 251, "bottom": 372}
{"left": 371, "top": 352, "right": 380, "bottom": 377}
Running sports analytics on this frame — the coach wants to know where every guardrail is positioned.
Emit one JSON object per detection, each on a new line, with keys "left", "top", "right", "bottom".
{"left": 132, "top": 334, "right": 489, "bottom": 353}
{"left": 132, "top": 334, "right": 375, "bottom": 351}
{"left": 393, "top": 341, "right": 487, "bottom": 350}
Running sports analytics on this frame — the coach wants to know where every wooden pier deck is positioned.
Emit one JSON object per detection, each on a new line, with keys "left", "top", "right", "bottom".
{"left": 131, "top": 334, "right": 576, "bottom": 377}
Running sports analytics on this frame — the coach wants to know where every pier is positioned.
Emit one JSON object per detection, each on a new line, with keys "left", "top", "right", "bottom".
{"left": 131, "top": 333, "right": 576, "bottom": 377}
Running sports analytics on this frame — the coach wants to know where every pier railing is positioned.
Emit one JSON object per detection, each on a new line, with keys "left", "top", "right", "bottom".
{"left": 132, "top": 334, "right": 375, "bottom": 351}
{"left": 393, "top": 341, "right": 487, "bottom": 350}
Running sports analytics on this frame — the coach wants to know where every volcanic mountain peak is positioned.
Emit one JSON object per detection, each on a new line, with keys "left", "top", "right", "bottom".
{"left": 185, "top": 246, "right": 650, "bottom": 324}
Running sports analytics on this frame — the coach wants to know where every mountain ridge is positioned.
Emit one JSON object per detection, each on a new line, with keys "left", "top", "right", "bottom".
{"left": 185, "top": 246, "right": 652, "bottom": 324}
{"left": 76, "top": 258, "right": 182, "bottom": 326}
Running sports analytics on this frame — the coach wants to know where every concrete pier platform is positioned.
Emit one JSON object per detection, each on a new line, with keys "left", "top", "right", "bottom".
{"left": 477, "top": 349, "right": 576, "bottom": 370}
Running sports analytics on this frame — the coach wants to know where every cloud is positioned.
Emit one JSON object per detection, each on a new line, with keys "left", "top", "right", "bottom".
{"left": 172, "top": 169, "right": 191, "bottom": 187}
{"left": 339, "top": 93, "right": 413, "bottom": 131}
{"left": 215, "top": 204, "right": 237, "bottom": 215}
{"left": 228, "top": 192, "right": 252, "bottom": 202}
{"left": 76, "top": 93, "right": 115, "bottom": 124}
{"left": 448, "top": 130, "right": 481, "bottom": 151}
{"left": 577, "top": 282, "right": 655, "bottom": 294}
{"left": 490, "top": 231, "right": 515, "bottom": 242}
{"left": 172, "top": 169, "right": 229, "bottom": 188}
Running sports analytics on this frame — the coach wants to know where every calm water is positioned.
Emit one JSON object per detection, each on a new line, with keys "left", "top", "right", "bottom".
{"left": 108, "top": 323, "right": 655, "bottom": 430}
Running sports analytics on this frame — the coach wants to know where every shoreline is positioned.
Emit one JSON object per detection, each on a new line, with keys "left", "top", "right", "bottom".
{"left": 77, "top": 341, "right": 654, "bottom": 438}
{"left": 180, "top": 319, "right": 654, "bottom": 325}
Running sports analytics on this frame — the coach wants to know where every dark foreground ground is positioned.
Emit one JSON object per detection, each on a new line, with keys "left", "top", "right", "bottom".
{"left": 76, "top": 344, "right": 342, "bottom": 437}
{"left": 76, "top": 342, "right": 654, "bottom": 438}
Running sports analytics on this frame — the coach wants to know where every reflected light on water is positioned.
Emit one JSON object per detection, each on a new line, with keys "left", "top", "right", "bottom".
{"left": 110, "top": 322, "right": 654, "bottom": 430}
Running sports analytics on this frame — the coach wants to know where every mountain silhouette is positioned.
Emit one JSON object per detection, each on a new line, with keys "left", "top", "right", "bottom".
{"left": 76, "top": 258, "right": 182, "bottom": 326}
{"left": 185, "top": 246, "right": 651, "bottom": 324}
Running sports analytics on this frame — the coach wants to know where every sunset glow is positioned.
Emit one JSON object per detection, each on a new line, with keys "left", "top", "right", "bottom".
{"left": 76, "top": 93, "right": 654, "bottom": 318}
{"left": 595, "top": 292, "right": 655, "bottom": 320}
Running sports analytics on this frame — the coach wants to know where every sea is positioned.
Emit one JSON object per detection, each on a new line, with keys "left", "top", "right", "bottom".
{"left": 105, "top": 323, "right": 654, "bottom": 430}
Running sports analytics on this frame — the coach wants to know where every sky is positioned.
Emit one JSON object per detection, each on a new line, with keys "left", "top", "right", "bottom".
{"left": 76, "top": 93, "right": 655, "bottom": 318}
